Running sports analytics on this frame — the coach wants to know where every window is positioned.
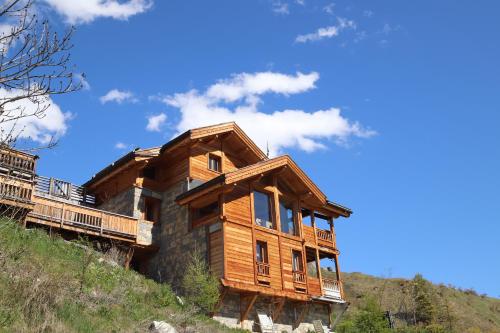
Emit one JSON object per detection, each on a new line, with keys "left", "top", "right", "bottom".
{"left": 208, "top": 154, "right": 221, "bottom": 172}
{"left": 306, "top": 248, "right": 319, "bottom": 278}
{"left": 280, "top": 199, "right": 296, "bottom": 235}
{"left": 192, "top": 201, "right": 219, "bottom": 221}
{"left": 142, "top": 166, "right": 156, "bottom": 180}
{"left": 253, "top": 190, "right": 274, "bottom": 229}
{"left": 292, "top": 250, "right": 303, "bottom": 272}
{"left": 256, "top": 241, "right": 268, "bottom": 263}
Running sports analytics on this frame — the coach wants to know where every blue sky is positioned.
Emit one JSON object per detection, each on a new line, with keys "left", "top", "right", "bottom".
{"left": 7, "top": 1, "right": 500, "bottom": 296}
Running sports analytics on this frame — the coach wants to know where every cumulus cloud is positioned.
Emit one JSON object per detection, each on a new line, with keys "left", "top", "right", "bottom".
{"left": 161, "top": 71, "right": 375, "bottom": 156}
{"left": 296, "top": 18, "right": 356, "bottom": 43}
{"left": 43, "top": 0, "right": 153, "bottom": 24}
{"left": 100, "top": 89, "right": 138, "bottom": 104}
{"left": 323, "top": 3, "right": 335, "bottom": 14}
{"left": 0, "top": 88, "right": 70, "bottom": 144}
{"left": 115, "top": 141, "right": 128, "bottom": 149}
{"left": 272, "top": 1, "right": 289, "bottom": 15}
{"left": 146, "top": 113, "right": 166, "bottom": 132}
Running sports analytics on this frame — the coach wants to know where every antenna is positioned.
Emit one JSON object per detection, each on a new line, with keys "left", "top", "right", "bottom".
{"left": 266, "top": 141, "right": 270, "bottom": 157}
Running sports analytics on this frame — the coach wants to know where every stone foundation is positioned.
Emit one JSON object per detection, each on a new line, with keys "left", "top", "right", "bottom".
{"left": 213, "top": 292, "right": 332, "bottom": 333}
{"left": 146, "top": 180, "right": 208, "bottom": 290}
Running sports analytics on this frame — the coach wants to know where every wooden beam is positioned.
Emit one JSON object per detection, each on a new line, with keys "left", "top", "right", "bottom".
{"left": 212, "top": 287, "right": 228, "bottom": 315}
{"left": 240, "top": 293, "right": 258, "bottom": 327}
{"left": 294, "top": 302, "right": 310, "bottom": 328}
{"left": 124, "top": 246, "right": 134, "bottom": 270}
{"left": 273, "top": 297, "right": 286, "bottom": 322}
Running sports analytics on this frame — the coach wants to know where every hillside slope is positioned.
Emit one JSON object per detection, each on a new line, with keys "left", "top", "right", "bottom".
{"left": 0, "top": 220, "right": 243, "bottom": 333}
{"left": 337, "top": 271, "right": 500, "bottom": 332}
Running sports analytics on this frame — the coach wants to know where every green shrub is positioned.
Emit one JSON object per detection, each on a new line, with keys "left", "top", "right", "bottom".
{"left": 181, "top": 249, "right": 220, "bottom": 314}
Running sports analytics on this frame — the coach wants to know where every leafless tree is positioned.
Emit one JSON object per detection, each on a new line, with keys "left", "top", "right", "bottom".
{"left": 0, "top": 0, "right": 81, "bottom": 220}
{"left": 0, "top": 0, "right": 81, "bottom": 148}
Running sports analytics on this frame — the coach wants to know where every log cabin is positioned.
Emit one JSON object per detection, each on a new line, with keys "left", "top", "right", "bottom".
{"left": 0, "top": 122, "right": 352, "bottom": 332}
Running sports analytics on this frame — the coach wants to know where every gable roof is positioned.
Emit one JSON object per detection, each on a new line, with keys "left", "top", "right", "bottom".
{"left": 83, "top": 147, "right": 160, "bottom": 188}
{"left": 176, "top": 155, "right": 352, "bottom": 217}
{"left": 160, "top": 122, "right": 267, "bottom": 160}
{"left": 84, "top": 122, "right": 267, "bottom": 188}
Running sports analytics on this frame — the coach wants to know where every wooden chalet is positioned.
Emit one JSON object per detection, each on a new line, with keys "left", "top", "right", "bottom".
{"left": 0, "top": 122, "right": 352, "bottom": 332}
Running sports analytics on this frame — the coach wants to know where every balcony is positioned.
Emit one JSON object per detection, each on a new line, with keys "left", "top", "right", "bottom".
{"left": 27, "top": 195, "right": 138, "bottom": 242}
{"left": 256, "top": 262, "right": 270, "bottom": 276}
{"left": 322, "top": 278, "right": 343, "bottom": 300}
{"left": 293, "top": 271, "right": 306, "bottom": 284}
{"left": 316, "top": 229, "right": 335, "bottom": 248}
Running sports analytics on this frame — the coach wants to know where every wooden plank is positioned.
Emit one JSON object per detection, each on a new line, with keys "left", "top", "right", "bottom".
{"left": 240, "top": 293, "right": 258, "bottom": 326}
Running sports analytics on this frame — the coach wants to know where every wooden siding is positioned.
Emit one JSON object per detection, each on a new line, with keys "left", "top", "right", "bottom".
{"left": 224, "top": 222, "right": 254, "bottom": 283}
{"left": 209, "top": 230, "right": 224, "bottom": 278}
{"left": 224, "top": 184, "right": 251, "bottom": 225}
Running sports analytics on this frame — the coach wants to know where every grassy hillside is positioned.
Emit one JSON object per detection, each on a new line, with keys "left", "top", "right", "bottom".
{"left": 0, "top": 219, "right": 244, "bottom": 333}
{"left": 334, "top": 271, "right": 500, "bottom": 333}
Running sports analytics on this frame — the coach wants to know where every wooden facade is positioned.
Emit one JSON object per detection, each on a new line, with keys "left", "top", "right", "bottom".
{"left": 0, "top": 122, "right": 352, "bottom": 330}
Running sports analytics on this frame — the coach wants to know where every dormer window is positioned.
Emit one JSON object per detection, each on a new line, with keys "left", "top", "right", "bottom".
{"left": 208, "top": 154, "right": 222, "bottom": 172}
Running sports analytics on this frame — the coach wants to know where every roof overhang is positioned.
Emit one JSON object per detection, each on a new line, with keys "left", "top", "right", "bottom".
{"left": 176, "top": 155, "right": 352, "bottom": 218}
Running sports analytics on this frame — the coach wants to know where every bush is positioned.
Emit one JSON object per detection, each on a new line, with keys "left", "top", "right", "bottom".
{"left": 337, "top": 297, "right": 391, "bottom": 333}
{"left": 181, "top": 249, "right": 220, "bottom": 314}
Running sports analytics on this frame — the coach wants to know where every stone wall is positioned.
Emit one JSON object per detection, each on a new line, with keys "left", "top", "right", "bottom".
{"left": 97, "top": 187, "right": 136, "bottom": 217}
{"left": 146, "top": 180, "right": 209, "bottom": 290}
{"left": 213, "top": 292, "right": 332, "bottom": 332}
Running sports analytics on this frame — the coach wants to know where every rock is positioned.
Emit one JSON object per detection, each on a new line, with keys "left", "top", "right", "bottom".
{"left": 176, "top": 296, "right": 184, "bottom": 306}
{"left": 149, "top": 321, "right": 177, "bottom": 333}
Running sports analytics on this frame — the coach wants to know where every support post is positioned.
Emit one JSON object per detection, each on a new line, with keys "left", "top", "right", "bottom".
{"left": 124, "top": 246, "right": 134, "bottom": 270}
{"left": 240, "top": 293, "right": 258, "bottom": 328}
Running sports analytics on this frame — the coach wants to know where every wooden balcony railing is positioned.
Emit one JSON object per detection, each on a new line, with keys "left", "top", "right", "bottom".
{"left": 256, "top": 262, "right": 270, "bottom": 276}
{"left": 316, "top": 229, "right": 333, "bottom": 243}
{"left": 293, "top": 271, "right": 306, "bottom": 284}
{"left": 0, "top": 180, "right": 33, "bottom": 203}
{"left": 35, "top": 176, "right": 95, "bottom": 206}
{"left": 0, "top": 149, "right": 36, "bottom": 174}
{"left": 27, "top": 196, "right": 138, "bottom": 241}
{"left": 322, "top": 278, "right": 343, "bottom": 300}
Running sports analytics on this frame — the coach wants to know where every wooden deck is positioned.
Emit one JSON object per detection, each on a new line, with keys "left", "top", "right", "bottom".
{"left": 26, "top": 195, "right": 138, "bottom": 242}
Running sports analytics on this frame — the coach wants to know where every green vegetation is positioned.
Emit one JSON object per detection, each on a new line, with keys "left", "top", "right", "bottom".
{"left": 334, "top": 271, "right": 500, "bottom": 333}
{"left": 0, "top": 219, "right": 244, "bottom": 333}
{"left": 182, "top": 249, "right": 221, "bottom": 314}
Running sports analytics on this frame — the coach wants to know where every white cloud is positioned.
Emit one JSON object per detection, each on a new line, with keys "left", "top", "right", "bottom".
{"left": 161, "top": 71, "right": 375, "bottom": 156}
{"left": 272, "top": 1, "right": 289, "bottom": 15}
{"left": 75, "top": 73, "right": 90, "bottom": 90}
{"left": 115, "top": 141, "right": 128, "bottom": 149}
{"left": 363, "top": 10, "right": 374, "bottom": 17}
{"left": 0, "top": 88, "right": 70, "bottom": 144}
{"left": 146, "top": 113, "right": 166, "bottom": 132}
{"left": 295, "top": 18, "right": 356, "bottom": 43}
{"left": 43, "top": 0, "right": 153, "bottom": 24}
{"left": 295, "top": 0, "right": 305, "bottom": 5}
{"left": 323, "top": 3, "right": 335, "bottom": 14}
{"left": 100, "top": 89, "right": 138, "bottom": 104}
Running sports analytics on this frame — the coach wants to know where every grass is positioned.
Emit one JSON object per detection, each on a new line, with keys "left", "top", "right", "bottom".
{"left": 0, "top": 219, "right": 246, "bottom": 333}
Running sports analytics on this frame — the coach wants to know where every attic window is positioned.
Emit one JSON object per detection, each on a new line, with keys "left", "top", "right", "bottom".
{"left": 142, "top": 166, "right": 156, "bottom": 180}
{"left": 208, "top": 154, "right": 221, "bottom": 172}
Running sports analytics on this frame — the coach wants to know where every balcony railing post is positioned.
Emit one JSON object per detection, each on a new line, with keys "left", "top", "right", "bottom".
{"left": 60, "top": 202, "right": 65, "bottom": 228}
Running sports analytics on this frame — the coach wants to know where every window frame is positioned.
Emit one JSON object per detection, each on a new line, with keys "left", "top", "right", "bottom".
{"left": 252, "top": 189, "right": 275, "bottom": 230}
{"left": 292, "top": 249, "right": 304, "bottom": 273}
{"left": 256, "top": 240, "right": 269, "bottom": 264}
{"left": 207, "top": 153, "right": 222, "bottom": 173}
{"left": 279, "top": 196, "right": 298, "bottom": 236}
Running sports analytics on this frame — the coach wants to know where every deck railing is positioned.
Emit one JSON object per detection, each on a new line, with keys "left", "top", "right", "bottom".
{"left": 0, "top": 149, "right": 35, "bottom": 174}
{"left": 28, "top": 196, "right": 137, "bottom": 239}
{"left": 316, "top": 228, "right": 333, "bottom": 243}
{"left": 0, "top": 181, "right": 33, "bottom": 203}
{"left": 256, "top": 262, "right": 270, "bottom": 276}
{"left": 293, "top": 271, "right": 306, "bottom": 284}
{"left": 35, "top": 176, "right": 95, "bottom": 206}
{"left": 322, "top": 278, "right": 342, "bottom": 299}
